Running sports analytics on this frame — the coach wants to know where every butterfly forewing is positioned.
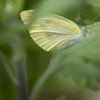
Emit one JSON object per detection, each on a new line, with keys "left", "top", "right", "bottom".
{"left": 20, "top": 10, "right": 82, "bottom": 51}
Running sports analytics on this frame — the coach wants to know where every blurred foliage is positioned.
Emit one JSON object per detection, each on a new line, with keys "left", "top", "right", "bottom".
{"left": 55, "top": 95, "right": 67, "bottom": 100}
{"left": 50, "top": 22, "right": 100, "bottom": 88}
{"left": 87, "top": 0, "right": 100, "bottom": 11}
{"left": 0, "top": 0, "right": 100, "bottom": 100}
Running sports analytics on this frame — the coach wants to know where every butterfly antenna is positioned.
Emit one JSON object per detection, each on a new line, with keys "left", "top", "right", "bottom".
{"left": 88, "top": 13, "right": 100, "bottom": 25}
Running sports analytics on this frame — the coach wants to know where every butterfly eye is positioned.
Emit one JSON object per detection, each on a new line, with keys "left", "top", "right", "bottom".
{"left": 82, "top": 27, "right": 90, "bottom": 38}
{"left": 83, "top": 27, "right": 88, "bottom": 33}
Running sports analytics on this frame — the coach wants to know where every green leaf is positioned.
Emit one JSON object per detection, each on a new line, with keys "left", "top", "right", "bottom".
{"left": 30, "top": 21, "right": 100, "bottom": 100}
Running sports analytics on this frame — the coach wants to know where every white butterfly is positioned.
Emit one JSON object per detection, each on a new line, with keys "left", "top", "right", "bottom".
{"left": 20, "top": 10, "right": 86, "bottom": 51}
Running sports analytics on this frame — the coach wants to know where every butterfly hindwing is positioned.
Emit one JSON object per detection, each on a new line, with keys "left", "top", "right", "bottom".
{"left": 20, "top": 10, "right": 82, "bottom": 51}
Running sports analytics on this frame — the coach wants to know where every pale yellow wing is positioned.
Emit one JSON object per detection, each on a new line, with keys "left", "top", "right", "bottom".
{"left": 20, "top": 10, "right": 82, "bottom": 51}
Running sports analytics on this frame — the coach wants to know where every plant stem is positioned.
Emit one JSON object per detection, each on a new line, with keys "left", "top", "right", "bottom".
{"left": 30, "top": 66, "right": 54, "bottom": 100}
{"left": 16, "top": 61, "right": 28, "bottom": 100}
{"left": 0, "top": 51, "right": 18, "bottom": 85}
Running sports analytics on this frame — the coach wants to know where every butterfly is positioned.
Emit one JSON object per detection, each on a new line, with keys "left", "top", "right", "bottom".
{"left": 20, "top": 10, "right": 86, "bottom": 51}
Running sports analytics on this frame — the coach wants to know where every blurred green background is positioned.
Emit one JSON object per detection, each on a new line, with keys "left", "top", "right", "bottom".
{"left": 0, "top": 0, "right": 100, "bottom": 100}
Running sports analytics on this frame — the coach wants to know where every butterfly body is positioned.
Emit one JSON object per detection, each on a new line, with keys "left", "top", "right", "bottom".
{"left": 20, "top": 10, "right": 85, "bottom": 51}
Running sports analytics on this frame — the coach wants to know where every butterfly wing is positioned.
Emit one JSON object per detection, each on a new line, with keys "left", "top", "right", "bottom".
{"left": 20, "top": 10, "right": 82, "bottom": 51}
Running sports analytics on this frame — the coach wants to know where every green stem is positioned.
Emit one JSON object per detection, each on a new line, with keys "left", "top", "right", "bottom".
{"left": 0, "top": 51, "right": 18, "bottom": 85}
{"left": 30, "top": 67, "right": 54, "bottom": 100}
